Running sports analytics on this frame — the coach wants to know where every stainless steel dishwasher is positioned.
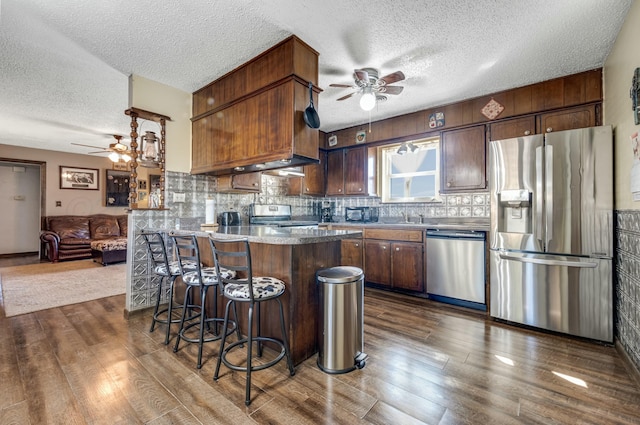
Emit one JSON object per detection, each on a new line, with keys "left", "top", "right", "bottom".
{"left": 426, "top": 229, "right": 486, "bottom": 310}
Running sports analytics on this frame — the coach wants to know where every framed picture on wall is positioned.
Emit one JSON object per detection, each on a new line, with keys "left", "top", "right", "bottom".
{"left": 60, "top": 166, "right": 99, "bottom": 190}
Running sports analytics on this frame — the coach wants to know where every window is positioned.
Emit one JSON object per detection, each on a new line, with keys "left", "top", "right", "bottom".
{"left": 379, "top": 137, "right": 440, "bottom": 203}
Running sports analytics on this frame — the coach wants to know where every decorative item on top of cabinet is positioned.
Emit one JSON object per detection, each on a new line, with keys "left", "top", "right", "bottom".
{"left": 216, "top": 173, "right": 262, "bottom": 193}
{"left": 287, "top": 150, "right": 326, "bottom": 196}
{"left": 536, "top": 104, "right": 599, "bottom": 134}
{"left": 441, "top": 124, "right": 487, "bottom": 193}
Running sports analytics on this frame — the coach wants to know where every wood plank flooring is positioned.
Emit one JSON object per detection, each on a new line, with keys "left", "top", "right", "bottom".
{"left": 1, "top": 260, "right": 640, "bottom": 423}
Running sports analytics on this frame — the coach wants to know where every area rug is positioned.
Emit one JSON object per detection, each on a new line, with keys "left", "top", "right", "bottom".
{"left": 0, "top": 259, "right": 126, "bottom": 317}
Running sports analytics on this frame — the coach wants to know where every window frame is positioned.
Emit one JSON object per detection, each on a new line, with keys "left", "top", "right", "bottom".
{"left": 378, "top": 136, "right": 441, "bottom": 203}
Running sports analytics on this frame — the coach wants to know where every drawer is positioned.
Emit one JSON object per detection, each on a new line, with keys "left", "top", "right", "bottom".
{"left": 364, "top": 228, "right": 423, "bottom": 242}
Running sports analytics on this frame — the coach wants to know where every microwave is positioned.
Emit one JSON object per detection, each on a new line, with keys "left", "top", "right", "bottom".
{"left": 345, "top": 206, "right": 379, "bottom": 222}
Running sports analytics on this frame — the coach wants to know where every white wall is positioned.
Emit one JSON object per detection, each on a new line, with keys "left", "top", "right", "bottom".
{"left": 129, "top": 75, "right": 192, "bottom": 173}
{"left": 0, "top": 163, "right": 40, "bottom": 254}
{"left": 0, "top": 144, "right": 127, "bottom": 215}
{"left": 603, "top": 0, "right": 640, "bottom": 209}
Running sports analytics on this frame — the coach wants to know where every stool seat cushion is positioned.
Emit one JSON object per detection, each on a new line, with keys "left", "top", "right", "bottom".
{"left": 224, "top": 277, "right": 285, "bottom": 300}
{"left": 154, "top": 260, "right": 198, "bottom": 276}
{"left": 182, "top": 267, "right": 236, "bottom": 285}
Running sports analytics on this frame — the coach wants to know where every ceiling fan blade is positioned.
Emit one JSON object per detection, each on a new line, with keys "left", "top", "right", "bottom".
{"left": 329, "top": 83, "right": 355, "bottom": 88}
{"left": 379, "top": 85, "right": 404, "bottom": 95}
{"left": 336, "top": 92, "right": 357, "bottom": 101}
{"left": 354, "top": 69, "right": 370, "bottom": 84}
{"left": 378, "top": 71, "right": 405, "bottom": 86}
{"left": 87, "top": 150, "right": 108, "bottom": 155}
{"left": 71, "top": 142, "right": 108, "bottom": 150}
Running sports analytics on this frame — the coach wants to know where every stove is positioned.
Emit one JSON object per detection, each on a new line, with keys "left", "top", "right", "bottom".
{"left": 249, "top": 204, "right": 319, "bottom": 228}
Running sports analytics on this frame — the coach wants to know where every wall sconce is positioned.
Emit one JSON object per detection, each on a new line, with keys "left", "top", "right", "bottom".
{"left": 360, "top": 87, "right": 376, "bottom": 111}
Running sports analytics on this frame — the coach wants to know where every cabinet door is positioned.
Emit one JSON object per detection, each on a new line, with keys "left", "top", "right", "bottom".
{"left": 234, "top": 173, "right": 261, "bottom": 191}
{"left": 391, "top": 242, "right": 424, "bottom": 292}
{"left": 341, "top": 239, "right": 363, "bottom": 269}
{"left": 537, "top": 104, "right": 598, "bottom": 134}
{"left": 489, "top": 116, "right": 536, "bottom": 141}
{"left": 345, "top": 146, "right": 367, "bottom": 195}
{"left": 441, "top": 125, "right": 487, "bottom": 192}
{"left": 364, "top": 240, "right": 391, "bottom": 287}
{"left": 326, "top": 149, "right": 345, "bottom": 195}
{"left": 303, "top": 150, "right": 326, "bottom": 195}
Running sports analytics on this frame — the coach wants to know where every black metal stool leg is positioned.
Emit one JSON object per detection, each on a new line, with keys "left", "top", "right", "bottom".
{"left": 163, "top": 276, "right": 177, "bottom": 345}
{"left": 278, "top": 298, "right": 296, "bottom": 376}
{"left": 196, "top": 285, "right": 208, "bottom": 369}
{"left": 174, "top": 285, "right": 192, "bottom": 353}
{"left": 149, "top": 275, "right": 165, "bottom": 332}
{"left": 214, "top": 300, "right": 234, "bottom": 380}
{"left": 245, "top": 302, "right": 254, "bottom": 406}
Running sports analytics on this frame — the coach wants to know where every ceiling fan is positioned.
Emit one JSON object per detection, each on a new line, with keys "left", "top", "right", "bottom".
{"left": 72, "top": 135, "right": 132, "bottom": 162}
{"left": 329, "top": 68, "right": 405, "bottom": 111}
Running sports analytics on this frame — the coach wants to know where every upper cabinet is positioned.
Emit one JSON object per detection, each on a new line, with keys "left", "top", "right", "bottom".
{"left": 191, "top": 36, "right": 320, "bottom": 176}
{"left": 326, "top": 146, "right": 368, "bottom": 196}
{"left": 489, "top": 116, "right": 535, "bottom": 141}
{"left": 537, "top": 104, "right": 599, "bottom": 134}
{"left": 441, "top": 125, "right": 487, "bottom": 193}
{"left": 287, "top": 150, "right": 326, "bottom": 196}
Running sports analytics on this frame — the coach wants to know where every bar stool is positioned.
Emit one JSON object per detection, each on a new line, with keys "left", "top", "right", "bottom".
{"left": 170, "top": 234, "right": 238, "bottom": 369}
{"left": 210, "top": 237, "right": 295, "bottom": 406}
{"left": 142, "top": 231, "right": 197, "bottom": 345}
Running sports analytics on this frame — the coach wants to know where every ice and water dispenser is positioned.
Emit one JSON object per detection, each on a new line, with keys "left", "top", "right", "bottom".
{"left": 496, "top": 189, "right": 532, "bottom": 234}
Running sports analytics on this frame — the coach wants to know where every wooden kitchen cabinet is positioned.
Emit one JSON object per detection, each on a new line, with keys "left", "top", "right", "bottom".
{"left": 441, "top": 124, "right": 487, "bottom": 193}
{"left": 489, "top": 116, "right": 536, "bottom": 141}
{"left": 326, "top": 146, "right": 367, "bottom": 196}
{"left": 363, "top": 228, "right": 424, "bottom": 292}
{"left": 216, "top": 172, "right": 262, "bottom": 193}
{"left": 341, "top": 238, "right": 363, "bottom": 269}
{"left": 537, "top": 104, "right": 599, "bottom": 134}
{"left": 364, "top": 240, "right": 391, "bottom": 288}
{"left": 287, "top": 150, "right": 326, "bottom": 196}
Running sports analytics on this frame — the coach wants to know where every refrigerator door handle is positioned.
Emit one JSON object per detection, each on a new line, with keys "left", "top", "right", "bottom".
{"left": 535, "top": 146, "right": 544, "bottom": 244}
{"left": 498, "top": 251, "right": 598, "bottom": 268}
{"left": 545, "top": 144, "right": 554, "bottom": 247}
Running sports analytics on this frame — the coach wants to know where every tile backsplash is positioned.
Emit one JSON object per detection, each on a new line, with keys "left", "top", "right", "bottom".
{"left": 165, "top": 171, "right": 489, "bottom": 225}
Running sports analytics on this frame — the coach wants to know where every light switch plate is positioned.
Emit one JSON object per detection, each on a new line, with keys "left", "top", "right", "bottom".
{"left": 173, "top": 192, "right": 186, "bottom": 203}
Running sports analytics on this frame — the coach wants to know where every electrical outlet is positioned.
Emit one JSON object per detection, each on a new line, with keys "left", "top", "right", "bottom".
{"left": 173, "top": 192, "right": 185, "bottom": 203}
{"left": 56, "top": 201, "right": 62, "bottom": 207}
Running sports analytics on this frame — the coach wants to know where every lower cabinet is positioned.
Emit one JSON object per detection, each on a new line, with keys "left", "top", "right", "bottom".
{"left": 363, "top": 228, "right": 424, "bottom": 293}
{"left": 341, "top": 238, "right": 363, "bottom": 269}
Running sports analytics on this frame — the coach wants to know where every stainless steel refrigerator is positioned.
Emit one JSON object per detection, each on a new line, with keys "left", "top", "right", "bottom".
{"left": 489, "top": 126, "right": 613, "bottom": 343}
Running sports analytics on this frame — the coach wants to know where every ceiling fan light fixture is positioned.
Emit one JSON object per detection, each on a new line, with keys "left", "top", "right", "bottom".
{"left": 121, "top": 153, "right": 132, "bottom": 162}
{"left": 396, "top": 143, "right": 408, "bottom": 155}
{"left": 360, "top": 88, "right": 376, "bottom": 111}
{"left": 108, "top": 152, "right": 120, "bottom": 162}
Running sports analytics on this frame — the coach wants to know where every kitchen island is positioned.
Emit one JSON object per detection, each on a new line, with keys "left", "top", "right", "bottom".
{"left": 169, "top": 226, "right": 362, "bottom": 366}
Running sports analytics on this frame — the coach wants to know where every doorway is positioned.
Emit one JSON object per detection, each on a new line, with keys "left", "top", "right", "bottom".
{"left": 0, "top": 159, "right": 46, "bottom": 258}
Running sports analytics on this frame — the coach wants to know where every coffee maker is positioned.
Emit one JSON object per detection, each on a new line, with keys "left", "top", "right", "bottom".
{"left": 315, "top": 200, "right": 335, "bottom": 223}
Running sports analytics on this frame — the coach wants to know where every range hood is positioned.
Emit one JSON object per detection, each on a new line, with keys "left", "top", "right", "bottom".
{"left": 215, "top": 155, "right": 317, "bottom": 176}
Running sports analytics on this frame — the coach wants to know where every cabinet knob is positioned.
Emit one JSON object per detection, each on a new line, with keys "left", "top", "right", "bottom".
{"left": 382, "top": 246, "right": 386, "bottom": 250}
{"left": 253, "top": 183, "right": 258, "bottom": 186}
{"left": 358, "top": 188, "right": 362, "bottom": 192}
{"left": 524, "top": 130, "right": 531, "bottom": 135}
{"left": 446, "top": 182, "right": 451, "bottom": 187}
{"left": 355, "top": 243, "right": 359, "bottom": 247}
{"left": 305, "top": 188, "right": 309, "bottom": 192}
{"left": 547, "top": 127, "right": 553, "bottom": 133}
{"left": 395, "top": 247, "right": 400, "bottom": 251}
{"left": 338, "top": 188, "right": 342, "bottom": 192}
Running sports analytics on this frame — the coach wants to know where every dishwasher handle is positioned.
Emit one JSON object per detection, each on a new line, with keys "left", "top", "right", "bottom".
{"left": 426, "top": 230, "right": 485, "bottom": 240}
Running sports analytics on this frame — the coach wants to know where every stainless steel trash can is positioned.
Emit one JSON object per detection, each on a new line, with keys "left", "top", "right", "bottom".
{"left": 316, "top": 266, "right": 367, "bottom": 374}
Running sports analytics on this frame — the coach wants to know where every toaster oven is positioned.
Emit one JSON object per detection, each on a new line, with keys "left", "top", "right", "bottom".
{"left": 345, "top": 206, "right": 379, "bottom": 222}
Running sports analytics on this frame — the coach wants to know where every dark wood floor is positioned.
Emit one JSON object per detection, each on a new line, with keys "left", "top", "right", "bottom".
{"left": 1, "top": 257, "right": 640, "bottom": 424}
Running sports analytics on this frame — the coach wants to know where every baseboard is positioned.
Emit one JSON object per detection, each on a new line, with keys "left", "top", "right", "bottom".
{"left": 123, "top": 305, "right": 155, "bottom": 320}
{"left": 616, "top": 338, "right": 640, "bottom": 390}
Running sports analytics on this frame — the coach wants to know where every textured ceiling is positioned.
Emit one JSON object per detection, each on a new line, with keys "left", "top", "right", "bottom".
{"left": 0, "top": 0, "right": 633, "bottom": 156}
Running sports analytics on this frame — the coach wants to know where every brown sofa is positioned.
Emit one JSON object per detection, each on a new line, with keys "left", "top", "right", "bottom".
{"left": 40, "top": 214, "right": 128, "bottom": 265}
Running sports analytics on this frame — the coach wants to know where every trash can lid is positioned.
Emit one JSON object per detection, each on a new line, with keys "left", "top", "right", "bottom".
{"left": 316, "top": 266, "right": 364, "bottom": 283}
